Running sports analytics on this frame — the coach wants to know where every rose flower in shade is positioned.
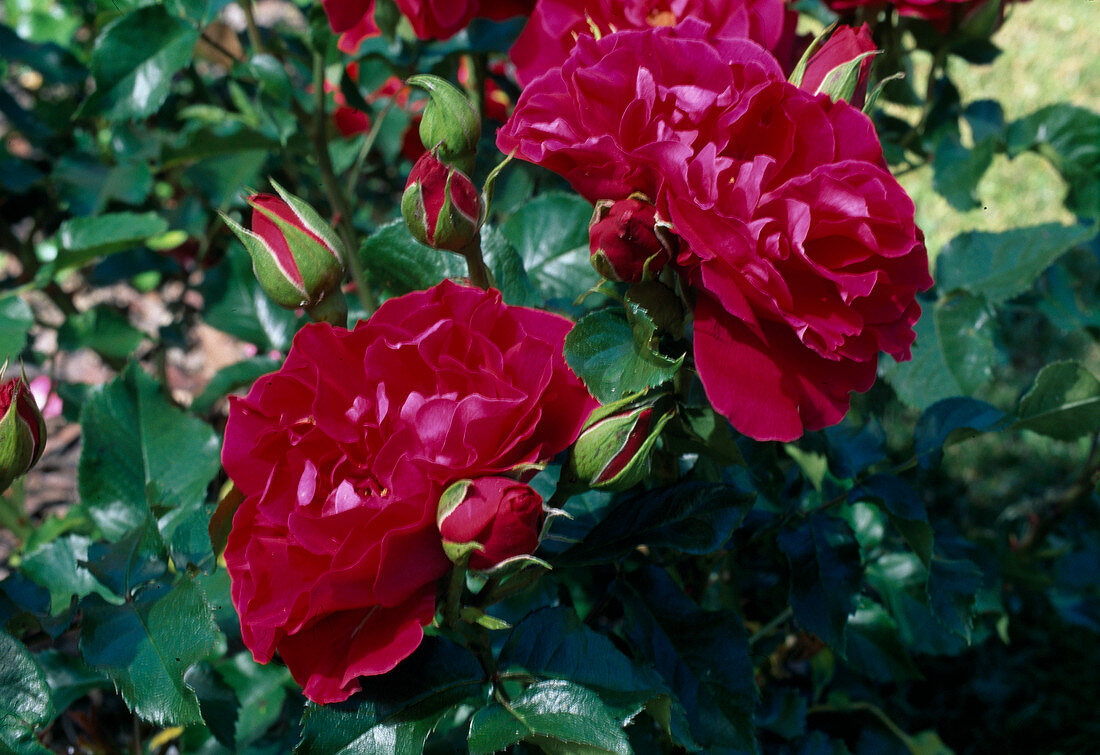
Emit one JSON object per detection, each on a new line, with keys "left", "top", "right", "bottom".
{"left": 499, "top": 23, "right": 931, "bottom": 441}
{"left": 222, "top": 280, "right": 596, "bottom": 703}
{"left": 322, "top": 0, "right": 534, "bottom": 51}
{"left": 511, "top": 0, "right": 794, "bottom": 85}
{"left": 437, "top": 477, "right": 544, "bottom": 570}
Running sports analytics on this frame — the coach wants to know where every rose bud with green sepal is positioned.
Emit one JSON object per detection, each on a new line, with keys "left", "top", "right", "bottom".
{"left": 589, "top": 195, "right": 674, "bottom": 283}
{"left": 437, "top": 476, "right": 544, "bottom": 571}
{"left": 0, "top": 369, "right": 47, "bottom": 493}
{"left": 220, "top": 181, "right": 348, "bottom": 326}
{"left": 567, "top": 394, "right": 676, "bottom": 491}
{"left": 408, "top": 74, "right": 481, "bottom": 174}
{"left": 402, "top": 150, "right": 483, "bottom": 253}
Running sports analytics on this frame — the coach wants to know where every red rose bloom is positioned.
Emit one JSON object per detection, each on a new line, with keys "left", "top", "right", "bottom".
{"left": 222, "top": 281, "right": 596, "bottom": 703}
{"left": 511, "top": 0, "right": 794, "bottom": 86}
{"left": 437, "top": 476, "right": 544, "bottom": 570}
{"left": 322, "top": 0, "right": 533, "bottom": 50}
{"left": 823, "top": 0, "right": 1015, "bottom": 32}
{"left": 499, "top": 24, "right": 931, "bottom": 441}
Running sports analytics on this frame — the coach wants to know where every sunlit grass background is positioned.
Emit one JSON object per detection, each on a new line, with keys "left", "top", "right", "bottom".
{"left": 897, "top": 0, "right": 1100, "bottom": 261}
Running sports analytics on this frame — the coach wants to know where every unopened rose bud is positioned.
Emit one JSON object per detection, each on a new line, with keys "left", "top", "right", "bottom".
{"left": 437, "top": 477, "right": 543, "bottom": 570}
{"left": 567, "top": 396, "right": 675, "bottom": 491}
{"left": 589, "top": 197, "right": 672, "bottom": 283}
{"left": 797, "top": 24, "right": 877, "bottom": 108}
{"left": 402, "top": 151, "right": 482, "bottom": 253}
{"left": 221, "top": 182, "right": 347, "bottom": 326}
{"left": 408, "top": 74, "right": 481, "bottom": 174}
{"left": 0, "top": 369, "right": 47, "bottom": 493}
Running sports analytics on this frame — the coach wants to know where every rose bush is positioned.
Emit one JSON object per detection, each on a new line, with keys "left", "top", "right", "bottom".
{"left": 221, "top": 280, "right": 596, "bottom": 703}
{"left": 499, "top": 22, "right": 931, "bottom": 440}
{"left": 323, "top": 0, "right": 534, "bottom": 51}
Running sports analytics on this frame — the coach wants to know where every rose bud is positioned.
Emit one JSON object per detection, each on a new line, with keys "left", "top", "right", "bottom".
{"left": 589, "top": 197, "right": 673, "bottom": 283}
{"left": 567, "top": 395, "right": 676, "bottom": 491}
{"left": 0, "top": 370, "right": 47, "bottom": 493}
{"left": 436, "top": 477, "right": 543, "bottom": 570}
{"left": 408, "top": 74, "right": 481, "bottom": 174}
{"left": 794, "top": 24, "right": 877, "bottom": 108}
{"left": 333, "top": 105, "right": 371, "bottom": 137}
{"left": 402, "top": 150, "right": 483, "bottom": 253}
{"left": 220, "top": 181, "right": 348, "bottom": 326}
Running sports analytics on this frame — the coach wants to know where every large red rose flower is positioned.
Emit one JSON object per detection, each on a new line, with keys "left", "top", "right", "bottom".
{"left": 222, "top": 281, "right": 596, "bottom": 703}
{"left": 498, "top": 24, "right": 931, "bottom": 441}
{"left": 510, "top": 0, "right": 795, "bottom": 86}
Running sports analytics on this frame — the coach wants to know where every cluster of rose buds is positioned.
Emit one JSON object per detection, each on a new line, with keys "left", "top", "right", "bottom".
{"left": 0, "top": 366, "right": 47, "bottom": 493}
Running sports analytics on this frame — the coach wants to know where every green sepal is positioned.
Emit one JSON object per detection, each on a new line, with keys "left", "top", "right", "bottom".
{"left": 437, "top": 479, "right": 473, "bottom": 528}
{"left": 401, "top": 181, "right": 431, "bottom": 247}
{"left": 0, "top": 397, "right": 34, "bottom": 492}
{"left": 443, "top": 539, "right": 485, "bottom": 564}
{"left": 218, "top": 212, "right": 307, "bottom": 309}
{"left": 432, "top": 170, "right": 481, "bottom": 253}
{"left": 247, "top": 201, "right": 345, "bottom": 307}
{"left": 814, "top": 51, "right": 879, "bottom": 104}
{"left": 269, "top": 179, "right": 347, "bottom": 262}
{"left": 788, "top": 22, "right": 837, "bottom": 88}
{"left": 408, "top": 74, "right": 480, "bottom": 174}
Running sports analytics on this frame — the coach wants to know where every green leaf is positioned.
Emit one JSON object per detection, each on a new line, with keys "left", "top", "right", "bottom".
{"left": 927, "top": 556, "right": 983, "bottom": 641}
{"left": 20, "top": 534, "right": 120, "bottom": 614}
{"left": 1007, "top": 105, "right": 1100, "bottom": 219}
{"left": 482, "top": 226, "right": 541, "bottom": 307}
{"left": 845, "top": 598, "right": 921, "bottom": 682}
{"left": 881, "top": 293, "right": 999, "bottom": 409}
{"left": 501, "top": 191, "right": 598, "bottom": 303}
{"left": 189, "top": 357, "right": 282, "bottom": 414}
{"left": 219, "top": 651, "right": 291, "bottom": 749}
{"left": 777, "top": 512, "right": 861, "bottom": 652}
{"left": 498, "top": 606, "right": 693, "bottom": 747}
{"left": 0, "top": 297, "right": 34, "bottom": 365}
{"left": 865, "top": 554, "right": 967, "bottom": 656}
{"left": 913, "top": 397, "right": 1007, "bottom": 468}
{"left": 619, "top": 566, "right": 757, "bottom": 753}
{"left": 57, "top": 211, "right": 169, "bottom": 268}
{"left": 932, "top": 134, "right": 996, "bottom": 211}
{"left": 852, "top": 475, "right": 933, "bottom": 566}
{"left": 0, "top": 630, "right": 54, "bottom": 755}
{"left": 201, "top": 245, "right": 302, "bottom": 351}
{"left": 57, "top": 306, "right": 146, "bottom": 363}
{"left": 36, "top": 650, "right": 107, "bottom": 720}
{"left": 359, "top": 220, "right": 467, "bottom": 296}
{"left": 78, "top": 364, "right": 221, "bottom": 539}
{"left": 78, "top": 5, "right": 200, "bottom": 121}
{"left": 296, "top": 637, "right": 485, "bottom": 755}
{"left": 184, "top": 661, "right": 239, "bottom": 748}
{"left": 467, "top": 680, "right": 631, "bottom": 755}
{"left": 557, "top": 482, "right": 754, "bottom": 566}
{"left": 564, "top": 307, "right": 683, "bottom": 403}
{"left": 79, "top": 576, "right": 223, "bottom": 726}
{"left": 935, "top": 223, "right": 1098, "bottom": 306}
{"left": 1015, "top": 360, "right": 1100, "bottom": 441}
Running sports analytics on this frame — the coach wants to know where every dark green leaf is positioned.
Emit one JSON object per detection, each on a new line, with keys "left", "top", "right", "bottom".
{"left": 927, "top": 556, "right": 983, "bottom": 641}
{"left": 1015, "top": 360, "right": 1100, "bottom": 441}
{"left": 83, "top": 525, "right": 168, "bottom": 598}
{"left": 913, "top": 397, "right": 1007, "bottom": 468}
{"left": 619, "top": 566, "right": 757, "bottom": 752}
{"left": 482, "top": 226, "right": 541, "bottom": 307}
{"left": 932, "top": 135, "right": 995, "bottom": 211}
{"left": 757, "top": 687, "right": 806, "bottom": 740}
{"left": 564, "top": 307, "right": 682, "bottom": 403}
{"left": 57, "top": 211, "right": 169, "bottom": 268}
{"left": 201, "top": 245, "right": 302, "bottom": 351}
{"left": 0, "top": 24, "right": 84, "bottom": 83}
{"left": 220, "top": 651, "right": 291, "bottom": 749}
{"left": 498, "top": 606, "right": 693, "bottom": 746}
{"left": 557, "top": 482, "right": 754, "bottom": 566}
{"left": 777, "top": 513, "right": 861, "bottom": 651}
{"left": 78, "top": 5, "right": 200, "bottom": 121}
{"left": 296, "top": 637, "right": 484, "bottom": 755}
{"left": 0, "top": 630, "right": 53, "bottom": 755}
{"left": 1006, "top": 105, "right": 1100, "bottom": 218}
{"left": 184, "top": 661, "right": 239, "bottom": 748}
{"left": 36, "top": 650, "right": 107, "bottom": 719}
{"left": 57, "top": 306, "right": 146, "bottom": 362}
{"left": 78, "top": 364, "right": 221, "bottom": 539}
{"left": 359, "top": 220, "right": 467, "bottom": 296}
{"left": 881, "top": 293, "right": 999, "bottom": 409}
{"left": 20, "top": 535, "right": 119, "bottom": 614}
{"left": 845, "top": 598, "right": 921, "bottom": 682}
{"left": 501, "top": 191, "right": 598, "bottom": 303}
{"left": 865, "top": 554, "right": 967, "bottom": 656}
{"left": 467, "top": 679, "right": 631, "bottom": 755}
{"left": 851, "top": 475, "right": 933, "bottom": 566}
{"left": 191, "top": 356, "right": 281, "bottom": 414}
{"left": 79, "top": 577, "right": 223, "bottom": 726}
{"left": 935, "top": 223, "right": 1098, "bottom": 305}
{"left": 0, "top": 297, "right": 34, "bottom": 365}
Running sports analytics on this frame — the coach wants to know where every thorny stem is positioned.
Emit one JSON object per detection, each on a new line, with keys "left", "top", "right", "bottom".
{"left": 748, "top": 606, "right": 794, "bottom": 648}
{"left": 344, "top": 99, "right": 395, "bottom": 198}
{"left": 241, "top": 0, "right": 264, "bottom": 53}
{"left": 444, "top": 560, "right": 467, "bottom": 629}
{"left": 460, "top": 234, "right": 491, "bottom": 289}
{"left": 311, "top": 51, "right": 378, "bottom": 315}
{"left": 464, "top": 52, "right": 489, "bottom": 123}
